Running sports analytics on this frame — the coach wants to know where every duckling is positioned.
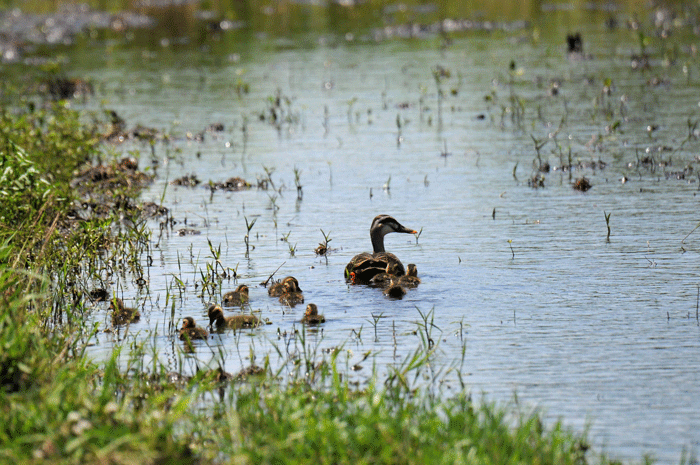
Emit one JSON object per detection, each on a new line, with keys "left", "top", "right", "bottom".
{"left": 279, "top": 280, "right": 304, "bottom": 307}
{"left": 396, "top": 263, "right": 421, "bottom": 288}
{"left": 300, "top": 303, "right": 325, "bottom": 324}
{"left": 369, "top": 262, "right": 403, "bottom": 288}
{"left": 222, "top": 284, "right": 249, "bottom": 306}
{"left": 345, "top": 214, "right": 416, "bottom": 283}
{"left": 383, "top": 281, "right": 406, "bottom": 299}
{"left": 208, "top": 304, "right": 260, "bottom": 330}
{"left": 110, "top": 298, "right": 140, "bottom": 325}
{"left": 179, "top": 317, "right": 208, "bottom": 340}
{"left": 269, "top": 276, "right": 302, "bottom": 297}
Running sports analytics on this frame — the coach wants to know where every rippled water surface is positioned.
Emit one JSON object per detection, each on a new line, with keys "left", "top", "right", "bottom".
{"left": 43, "top": 5, "right": 700, "bottom": 463}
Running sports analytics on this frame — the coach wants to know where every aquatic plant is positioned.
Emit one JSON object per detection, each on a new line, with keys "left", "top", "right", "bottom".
{"left": 293, "top": 166, "right": 303, "bottom": 200}
{"left": 244, "top": 216, "right": 256, "bottom": 257}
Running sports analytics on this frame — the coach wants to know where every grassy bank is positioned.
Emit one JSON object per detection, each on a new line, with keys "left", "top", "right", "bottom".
{"left": 0, "top": 82, "right": 624, "bottom": 465}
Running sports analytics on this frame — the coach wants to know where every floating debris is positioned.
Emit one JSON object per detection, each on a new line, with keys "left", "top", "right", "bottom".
{"left": 573, "top": 177, "right": 592, "bottom": 192}
{"left": 171, "top": 175, "right": 201, "bottom": 187}
{"left": 209, "top": 177, "right": 251, "bottom": 192}
{"left": 177, "top": 228, "right": 201, "bottom": 236}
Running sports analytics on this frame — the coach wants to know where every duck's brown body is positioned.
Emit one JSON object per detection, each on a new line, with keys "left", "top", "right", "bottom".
{"left": 179, "top": 317, "right": 208, "bottom": 340}
{"left": 383, "top": 282, "right": 406, "bottom": 298}
{"left": 278, "top": 280, "right": 304, "bottom": 307}
{"left": 110, "top": 298, "right": 140, "bottom": 325}
{"left": 369, "top": 262, "right": 403, "bottom": 288}
{"left": 396, "top": 264, "right": 421, "bottom": 288}
{"left": 208, "top": 304, "right": 260, "bottom": 330}
{"left": 345, "top": 215, "right": 416, "bottom": 283}
{"left": 300, "top": 303, "right": 325, "bottom": 324}
{"left": 223, "top": 284, "right": 249, "bottom": 306}
{"left": 269, "top": 276, "right": 301, "bottom": 297}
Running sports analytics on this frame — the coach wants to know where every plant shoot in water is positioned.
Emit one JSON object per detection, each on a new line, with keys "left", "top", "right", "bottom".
{"left": 508, "top": 239, "right": 515, "bottom": 259}
{"left": 315, "top": 229, "right": 332, "bottom": 263}
{"left": 244, "top": 216, "right": 256, "bottom": 257}
{"left": 293, "top": 167, "right": 303, "bottom": 200}
{"left": 604, "top": 211, "right": 612, "bottom": 242}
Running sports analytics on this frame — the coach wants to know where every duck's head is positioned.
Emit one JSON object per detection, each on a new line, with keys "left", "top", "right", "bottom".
{"left": 370, "top": 215, "right": 417, "bottom": 253}
{"left": 235, "top": 284, "right": 249, "bottom": 295}
{"left": 109, "top": 297, "right": 125, "bottom": 311}
{"left": 386, "top": 262, "right": 402, "bottom": 275}
{"left": 406, "top": 263, "right": 418, "bottom": 277}
{"left": 282, "top": 276, "right": 301, "bottom": 292}
{"left": 208, "top": 304, "right": 224, "bottom": 326}
{"left": 282, "top": 280, "right": 300, "bottom": 294}
{"left": 181, "top": 316, "right": 196, "bottom": 330}
{"left": 305, "top": 303, "right": 318, "bottom": 317}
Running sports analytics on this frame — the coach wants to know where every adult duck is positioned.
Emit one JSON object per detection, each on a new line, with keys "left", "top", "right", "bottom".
{"left": 222, "top": 284, "right": 249, "bottom": 306}
{"left": 208, "top": 304, "right": 260, "bottom": 330}
{"left": 345, "top": 214, "right": 416, "bottom": 283}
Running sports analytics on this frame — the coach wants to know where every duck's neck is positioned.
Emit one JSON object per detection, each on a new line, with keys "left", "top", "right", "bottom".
{"left": 370, "top": 230, "right": 385, "bottom": 253}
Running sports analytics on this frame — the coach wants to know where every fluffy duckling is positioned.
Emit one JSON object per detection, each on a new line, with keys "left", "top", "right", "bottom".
{"left": 369, "top": 262, "right": 402, "bottom": 288}
{"left": 222, "top": 284, "right": 249, "bottom": 306}
{"left": 396, "top": 263, "right": 421, "bottom": 288}
{"left": 279, "top": 280, "right": 304, "bottom": 306}
{"left": 208, "top": 304, "right": 260, "bottom": 330}
{"left": 179, "top": 317, "right": 208, "bottom": 340}
{"left": 110, "top": 298, "right": 140, "bottom": 325}
{"left": 383, "top": 282, "right": 406, "bottom": 299}
{"left": 268, "top": 276, "right": 302, "bottom": 297}
{"left": 300, "top": 303, "right": 325, "bottom": 325}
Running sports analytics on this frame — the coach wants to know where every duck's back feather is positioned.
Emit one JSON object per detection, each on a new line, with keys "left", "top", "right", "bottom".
{"left": 345, "top": 252, "right": 405, "bottom": 283}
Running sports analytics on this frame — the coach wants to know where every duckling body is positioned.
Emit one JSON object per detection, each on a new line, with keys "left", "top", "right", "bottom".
{"left": 345, "top": 215, "right": 416, "bottom": 283}
{"left": 179, "top": 317, "right": 208, "bottom": 340}
{"left": 396, "top": 263, "right": 421, "bottom": 288}
{"left": 301, "top": 303, "right": 325, "bottom": 324}
{"left": 110, "top": 298, "right": 140, "bottom": 325}
{"left": 383, "top": 282, "right": 407, "bottom": 298}
{"left": 222, "top": 284, "right": 249, "bottom": 306}
{"left": 268, "top": 276, "right": 301, "bottom": 297}
{"left": 208, "top": 304, "right": 260, "bottom": 330}
{"left": 369, "top": 262, "right": 403, "bottom": 288}
{"left": 279, "top": 280, "right": 304, "bottom": 307}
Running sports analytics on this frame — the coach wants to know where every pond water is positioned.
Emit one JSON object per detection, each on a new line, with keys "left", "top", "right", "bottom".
{"left": 9, "top": 1, "right": 700, "bottom": 463}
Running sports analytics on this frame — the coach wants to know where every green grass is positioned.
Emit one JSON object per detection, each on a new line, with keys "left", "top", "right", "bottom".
{"left": 0, "top": 75, "right": 636, "bottom": 465}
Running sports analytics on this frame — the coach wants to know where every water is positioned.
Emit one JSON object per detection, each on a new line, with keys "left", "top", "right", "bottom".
{"left": 14, "top": 3, "right": 700, "bottom": 463}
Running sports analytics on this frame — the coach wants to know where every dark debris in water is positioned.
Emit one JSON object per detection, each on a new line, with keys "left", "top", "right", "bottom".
{"left": 171, "top": 175, "right": 201, "bottom": 187}
{"left": 177, "top": 228, "right": 201, "bottom": 236}
{"left": 209, "top": 177, "right": 251, "bottom": 192}
{"left": 573, "top": 177, "right": 592, "bottom": 192}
